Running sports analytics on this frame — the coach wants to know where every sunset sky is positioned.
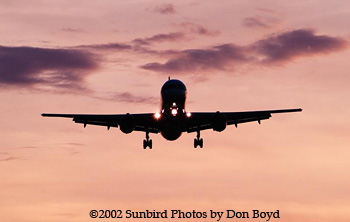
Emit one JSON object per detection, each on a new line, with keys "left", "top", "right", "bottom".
{"left": 1, "top": 1, "right": 350, "bottom": 221}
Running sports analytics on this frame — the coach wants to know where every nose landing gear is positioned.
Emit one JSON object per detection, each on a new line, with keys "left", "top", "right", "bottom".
{"left": 194, "top": 130, "right": 203, "bottom": 148}
{"left": 143, "top": 131, "right": 152, "bottom": 149}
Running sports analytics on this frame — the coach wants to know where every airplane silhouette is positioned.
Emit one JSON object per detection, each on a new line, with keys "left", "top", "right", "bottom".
{"left": 42, "top": 78, "right": 302, "bottom": 149}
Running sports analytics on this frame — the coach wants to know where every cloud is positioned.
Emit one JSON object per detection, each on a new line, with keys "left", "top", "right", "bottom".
{"left": 79, "top": 43, "right": 132, "bottom": 51}
{"left": 153, "top": 3, "right": 176, "bottom": 14}
{"left": 0, "top": 156, "right": 20, "bottom": 162}
{"left": 0, "top": 152, "right": 20, "bottom": 162}
{"left": 0, "top": 46, "right": 98, "bottom": 91}
{"left": 141, "top": 44, "right": 247, "bottom": 73}
{"left": 251, "top": 29, "right": 347, "bottom": 63}
{"left": 78, "top": 23, "right": 219, "bottom": 54}
{"left": 114, "top": 92, "right": 158, "bottom": 104}
{"left": 132, "top": 32, "right": 185, "bottom": 45}
{"left": 0, "top": 44, "right": 157, "bottom": 104}
{"left": 131, "top": 23, "right": 219, "bottom": 47}
{"left": 3, "top": 29, "right": 345, "bottom": 97}
{"left": 243, "top": 7, "right": 280, "bottom": 29}
{"left": 141, "top": 29, "right": 347, "bottom": 73}
{"left": 178, "top": 22, "right": 220, "bottom": 36}
{"left": 0, "top": 45, "right": 157, "bottom": 105}
{"left": 242, "top": 16, "right": 279, "bottom": 28}
{"left": 94, "top": 92, "right": 158, "bottom": 104}
{"left": 76, "top": 34, "right": 184, "bottom": 55}
{"left": 75, "top": 34, "right": 186, "bottom": 59}
{"left": 61, "top": 28, "right": 85, "bottom": 33}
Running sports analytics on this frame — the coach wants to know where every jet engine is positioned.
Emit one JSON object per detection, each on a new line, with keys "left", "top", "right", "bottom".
{"left": 212, "top": 111, "right": 227, "bottom": 132}
{"left": 119, "top": 113, "right": 135, "bottom": 134}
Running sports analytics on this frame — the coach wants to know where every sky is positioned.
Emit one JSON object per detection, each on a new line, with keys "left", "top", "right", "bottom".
{"left": 1, "top": 0, "right": 350, "bottom": 221}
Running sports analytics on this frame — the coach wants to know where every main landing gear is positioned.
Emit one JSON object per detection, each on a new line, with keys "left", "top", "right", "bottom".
{"left": 143, "top": 131, "right": 152, "bottom": 149}
{"left": 194, "top": 130, "right": 203, "bottom": 148}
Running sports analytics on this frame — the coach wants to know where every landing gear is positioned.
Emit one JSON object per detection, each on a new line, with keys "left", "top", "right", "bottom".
{"left": 143, "top": 139, "right": 152, "bottom": 149}
{"left": 143, "top": 131, "right": 152, "bottom": 149}
{"left": 194, "top": 138, "right": 203, "bottom": 148}
{"left": 194, "top": 130, "right": 203, "bottom": 148}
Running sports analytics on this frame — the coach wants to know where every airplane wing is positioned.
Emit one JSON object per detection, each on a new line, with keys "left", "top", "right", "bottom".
{"left": 41, "top": 113, "right": 160, "bottom": 133}
{"left": 42, "top": 108, "right": 301, "bottom": 134}
{"left": 185, "top": 108, "right": 302, "bottom": 133}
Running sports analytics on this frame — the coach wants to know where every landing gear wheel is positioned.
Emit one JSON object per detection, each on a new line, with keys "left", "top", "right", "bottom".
{"left": 194, "top": 129, "right": 204, "bottom": 148}
{"left": 143, "top": 132, "right": 152, "bottom": 149}
{"left": 199, "top": 138, "right": 203, "bottom": 148}
{"left": 149, "top": 139, "right": 152, "bottom": 149}
{"left": 143, "top": 139, "right": 147, "bottom": 149}
{"left": 194, "top": 139, "right": 198, "bottom": 148}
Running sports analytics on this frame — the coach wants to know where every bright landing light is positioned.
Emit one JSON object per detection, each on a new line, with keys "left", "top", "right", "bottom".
{"left": 171, "top": 109, "right": 178, "bottom": 116}
{"left": 186, "top": 112, "right": 191, "bottom": 117}
{"left": 154, "top": 112, "right": 161, "bottom": 119}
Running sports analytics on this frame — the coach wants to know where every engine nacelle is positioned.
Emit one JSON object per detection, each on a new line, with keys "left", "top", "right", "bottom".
{"left": 212, "top": 111, "right": 227, "bottom": 132}
{"left": 119, "top": 113, "right": 135, "bottom": 134}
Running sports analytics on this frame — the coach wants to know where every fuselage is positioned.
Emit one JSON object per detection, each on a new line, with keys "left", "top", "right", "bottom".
{"left": 158, "top": 79, "right": 188, "bottom": 140}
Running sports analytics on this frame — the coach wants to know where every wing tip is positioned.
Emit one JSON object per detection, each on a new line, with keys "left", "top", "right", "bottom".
{"left": 41, "top": 113, "right": 53, "bottom": 117}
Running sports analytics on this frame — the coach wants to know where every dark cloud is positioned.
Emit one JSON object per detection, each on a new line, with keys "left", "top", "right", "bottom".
{"left": 153, "top": 3, "right": 176, "bottom": 14}
{"left": 251, "top": 29, "right": 347, "bottom": 63}
{"left": 0, "top": 45, "right": 157, "bottom": 105}
{"left": 0, "top": 46, "right": 98, "bottom": 91}
{"left": 3, "top": 29, "right": 345, "bottom": 98}
{"left": 141, "top": 44, "right": 247, "bottom": 73}
{"left": 0, "top": 43, "right": 158, "bottom": 104}
{"left": 78, "top": 43, "right": 132, "bottom": 51}
{"left": 132, "top": 32, "right": 185, "bottom": 45}
{"left": 141, "top": 29, "right": 347, "bottom": 73}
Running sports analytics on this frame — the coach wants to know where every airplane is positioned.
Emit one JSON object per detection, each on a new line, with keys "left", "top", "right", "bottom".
{"left": 41, "top": 78, "right": 302, "bottom": 149}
